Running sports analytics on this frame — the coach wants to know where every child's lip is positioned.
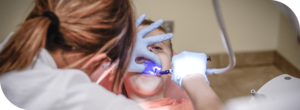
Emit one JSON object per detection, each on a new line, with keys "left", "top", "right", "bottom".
{"left": 141, "top": 74, "right": 160, "bottom": 77}
{"left": 135, "top": 57, "right": 150, "bottom": 64}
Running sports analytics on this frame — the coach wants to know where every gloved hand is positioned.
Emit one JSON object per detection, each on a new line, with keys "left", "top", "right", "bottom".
{"left": 128, "top": 14, "right": 173, "bottom": 72}
{"left": 171, "top": 51, "right": 210, "bottom": 88}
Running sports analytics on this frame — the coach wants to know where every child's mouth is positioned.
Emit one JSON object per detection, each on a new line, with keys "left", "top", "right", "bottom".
{"left": 135, "top": 57, "right": 150, "bottom": 64}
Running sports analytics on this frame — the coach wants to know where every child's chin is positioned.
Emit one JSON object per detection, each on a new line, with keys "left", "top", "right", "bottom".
{"left": 135, "top": 80, "right": 163, "bottom": 91}
{"left": 137, "top": 84, "right": 163, "bottom": 92}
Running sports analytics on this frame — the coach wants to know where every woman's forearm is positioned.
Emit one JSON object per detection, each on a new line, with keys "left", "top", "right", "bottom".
{"left": 182, "top": 74, "right": 223, "bottom": 110}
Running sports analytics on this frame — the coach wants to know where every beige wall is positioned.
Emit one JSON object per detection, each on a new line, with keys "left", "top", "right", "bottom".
{"left": 1, "top": 0, "right": 299, "bottom": 70}
{"left": 0, "top": 0, "right": 34, "bottom": 42}
{"left": 277, "top": 12, "right": 300, "bottom": 70}
{"left": 132, "top": 0, "right": 281, "bottom": 54}
{"left": 0, "top": 0, "right": 281, "bottom": 54}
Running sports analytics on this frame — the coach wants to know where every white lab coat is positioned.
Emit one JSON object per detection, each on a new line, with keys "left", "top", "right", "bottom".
{"left": 0, "top": 33, "right": 143, "bottom": 110}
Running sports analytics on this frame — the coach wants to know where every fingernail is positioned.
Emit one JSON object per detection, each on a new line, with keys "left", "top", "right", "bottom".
{"left": 139, "top": 14, "right": 146, "bottom": 19}
{"left": 156, "top": 19, "right": 163, "bottom": 24}
{"left": 166, "top": 33, "right": 173, "bottom": 37}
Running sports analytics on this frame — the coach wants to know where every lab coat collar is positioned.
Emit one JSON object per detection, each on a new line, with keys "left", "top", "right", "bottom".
{"left": 34, "top": 48, "right": 58, "bottom": 69}
{"left": 0, "top": 32, "right": 57, "bottom": 69}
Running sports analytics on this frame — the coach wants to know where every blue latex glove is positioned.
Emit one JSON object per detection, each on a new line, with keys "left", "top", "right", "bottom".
{"left": 171, "top": 51, "right": 210, "bottom": 88}
{"left": 128, "top": 14, "right": 173, "bottom": 72}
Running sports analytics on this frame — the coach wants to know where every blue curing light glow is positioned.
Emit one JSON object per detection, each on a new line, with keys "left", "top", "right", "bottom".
{"left": 140, "top": 61, "right": 162, "bottom": 75}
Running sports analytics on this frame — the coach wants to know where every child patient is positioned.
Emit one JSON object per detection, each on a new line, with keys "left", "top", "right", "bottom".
{"left": 123, "top": 19, "right": 193, "bottom": 110}
{"left": 89, "top": 19, "right": 193, "bottom": 110}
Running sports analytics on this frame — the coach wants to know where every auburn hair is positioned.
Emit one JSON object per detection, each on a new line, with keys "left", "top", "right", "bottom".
{"left": 0, "top": 0, "right": 136, "bottom": 91}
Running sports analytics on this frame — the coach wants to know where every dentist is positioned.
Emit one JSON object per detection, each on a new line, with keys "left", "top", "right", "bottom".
{"left": 0, "top": 0, "right": 222, "bottom": 110}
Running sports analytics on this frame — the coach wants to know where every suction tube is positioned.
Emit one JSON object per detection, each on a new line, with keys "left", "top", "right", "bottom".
{"left": 207, "top": 1, "right": 300, "bottom": 74}
{"left": 140, "top": 0, "right": 236, "bottom": 76}
{"left": 205, "top": 0, "right": 236, "bottom": 74}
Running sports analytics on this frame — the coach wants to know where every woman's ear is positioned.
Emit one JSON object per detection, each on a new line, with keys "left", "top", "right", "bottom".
{"left": 81, "top": 53, "right": 110, "bottom": 70}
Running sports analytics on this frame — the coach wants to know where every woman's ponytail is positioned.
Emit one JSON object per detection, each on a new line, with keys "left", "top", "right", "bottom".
{"left": 0, "top": 16, "right": 50, "bottom": 74}
{"left": 0, "top": 0, "right": 137, "bottom": 89}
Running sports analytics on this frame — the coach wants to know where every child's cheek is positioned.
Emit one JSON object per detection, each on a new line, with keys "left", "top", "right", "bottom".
{"left": 156, "top": 54, "right": 171, "bottom": 71}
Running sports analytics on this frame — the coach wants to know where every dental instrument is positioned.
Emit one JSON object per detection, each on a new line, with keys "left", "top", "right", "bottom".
{"left": 140, "top": 57, "right": 211, "bottom": 76}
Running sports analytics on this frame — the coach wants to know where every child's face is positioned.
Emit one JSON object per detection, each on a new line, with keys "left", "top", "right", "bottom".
{"left": 124, "top": 25, "right": 172, "bottom": 96}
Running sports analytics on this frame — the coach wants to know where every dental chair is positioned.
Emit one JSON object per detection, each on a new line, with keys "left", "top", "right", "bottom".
{"left": 224, "top": 74, "right": 300, "bottom": 110}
